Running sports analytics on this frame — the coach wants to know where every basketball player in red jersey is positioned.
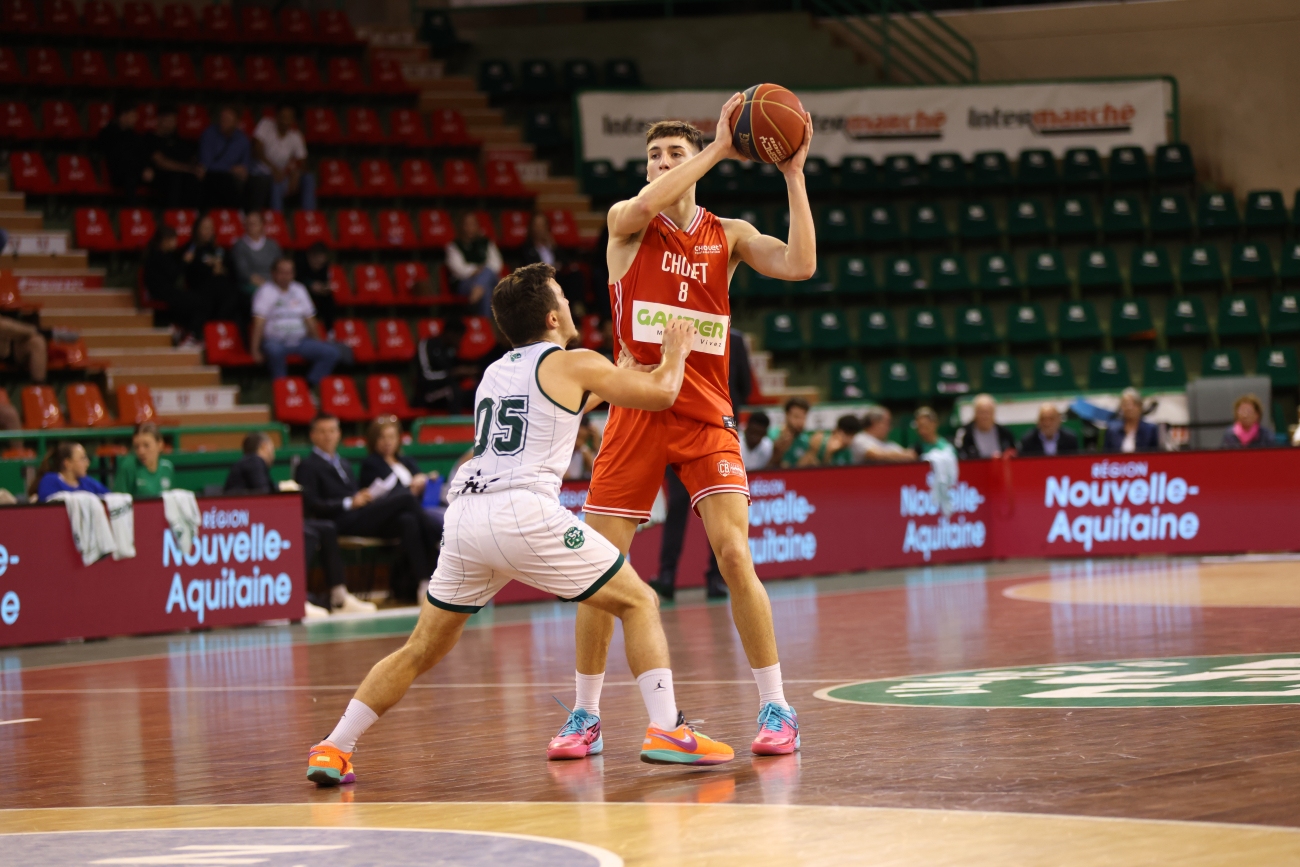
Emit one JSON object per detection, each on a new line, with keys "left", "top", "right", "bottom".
{"left": 547, "top": 93, "right": 815, "bottom": 760}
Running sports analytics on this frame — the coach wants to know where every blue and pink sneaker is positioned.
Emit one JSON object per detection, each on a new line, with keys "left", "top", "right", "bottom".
{"left": 547, "top": 705, "right": 603, "bottom": 760}
{"left": 751, "top": 702, "right": 799, "bottom": 756}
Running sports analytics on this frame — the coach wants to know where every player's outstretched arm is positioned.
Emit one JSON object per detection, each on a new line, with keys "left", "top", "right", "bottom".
{"left": 539, "top": 320, "right": 695, "bottom": 412}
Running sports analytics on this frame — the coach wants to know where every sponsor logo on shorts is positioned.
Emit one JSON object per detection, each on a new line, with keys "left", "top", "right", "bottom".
{"left": 563, "top": 527, "right": 585, "bottom": 549}
{"left": 717, "top": 459, "right": 745, "bottom": 479}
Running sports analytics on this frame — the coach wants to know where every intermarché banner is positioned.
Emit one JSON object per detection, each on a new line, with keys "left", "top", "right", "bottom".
{"left": 579, "top": 79, "right": 1169, "bottom": 167}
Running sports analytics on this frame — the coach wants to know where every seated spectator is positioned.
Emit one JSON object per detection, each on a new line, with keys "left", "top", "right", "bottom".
{"left": 413, "top": 317, "right": 470, "bottom": 414}
{"left": 182, "top": 215, "right": 241, "bottom": 323}
{"left": 852, "top": 406, "right": 917, "bottom": 463}
{"left": 198, "top": 105, "right": 253, "bottom": 209}
{"left": 112, "top": 422, "right": 176, "bottom": 498}
{"left": 913, "top": 406, "right": 955, "bottom": 457}
{"left": 953, "top": 394, "right": 1017, "bottom": 459}
{"left": 1222, "top": 393, "right": 1275, "bottom": 449}
{"left": 223, "top": 431, "right": 278, "bottom": 495}
{"left": 253, "top": 103, "right": 315, "bottom": 214}
{"left": 1019, "top": 404, "right": 1079, "bottom": 456}
{"left": 294, "top": 242, "right": 335, "bottom": 330}
{"left": 359, "top": 417, "right": 444, "bottom": 567}
{"left": 516, "top": 213, "right": 584, "bottom": 306}
{"left": 1104, "top": 388, "right": 1160, "bottom": 453}
{"left": 231, "top": 210, "right": 283, "bottom": 298}
{"left": 771, "top": 396, "right": 812, "bottom": 468}
{"left": 445, "top": 212, "right": 503, "bottom": 317}
{"left": 249, "top": 257, "right": 340, "bottom": 386}
{"left": 34, "top": 442, "right": 109, "bottom": 502}
{"left": 294, "top": 414, "right": 440, "bottom": 604}
{"left": 148, "top": 104, "right": 202, "bottom": 208}
{"left": 798, "top": 414, "right": 861, "bottom": 467}
{"left": 95, "top": 100, "right": 153, "bottom": 201}
{"left": 740, "top": 411, "right": 773, "bottom": 470}
{"left": 0, "top": 314, "right": 47, "bottom": 385}
{"left": 564, "top": 414, "right": 601, "bottom": 481}
{"left": 143, "top": 227, "right": 203, "bottom": 347}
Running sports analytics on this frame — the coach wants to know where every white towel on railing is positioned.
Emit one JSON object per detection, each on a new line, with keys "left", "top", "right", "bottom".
{"left": 163, "top": 489, "right": 201, "bottom": 556}
{"left": 47, "top": 491, "right": 116, "bottom": 566}
{"left": 103, "top": 492, "right": 136, "bottom": 560}
{"left": 922, "top": 442, "right": 960, "bottom": 518}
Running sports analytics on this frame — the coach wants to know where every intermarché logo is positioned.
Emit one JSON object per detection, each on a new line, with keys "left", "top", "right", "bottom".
{"left": 815, "top": 654, "right": 1300, "bottom": 708}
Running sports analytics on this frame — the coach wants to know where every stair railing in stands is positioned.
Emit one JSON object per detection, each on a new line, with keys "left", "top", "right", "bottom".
{"left": 802, "top": 0, "right": 979, "bottom": 84}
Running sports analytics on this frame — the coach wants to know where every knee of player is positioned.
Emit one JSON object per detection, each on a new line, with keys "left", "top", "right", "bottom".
{"left": 714, "top": 536, "right": 753, "bottom": 573}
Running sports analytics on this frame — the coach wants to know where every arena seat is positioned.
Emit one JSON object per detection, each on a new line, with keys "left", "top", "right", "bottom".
{"left": 240, "top": 5, "right": 275, "bottom": 41}
{"left": 336, "top": 210, "right": 379, "bottom": 251}
{"left": 83, "top": 0, "right": 121, "bottom": 36}
{"left": 1110, "top": 297, "right": 1155, "bottom": 342}
{"left": 375, "top": 319, "right": 417, "bottom": 362}
{"left": 243, "top": 55, "right": 281, "bottom": 90}
{"left": 67, "top": 49, "right": 110, "bottom": 88}
{"left": 1258, "top": 346, "right": 1299, "bottom": 389}
{"left": 1062, "top": 148, "right": 1104, "bottom": 187}
{"left": 258, "top": 209, "right": 291, "bottom": 249}
{"left": 1244, "top": 190, "right": 1288, "bottom": 233}
{"left": 345, "top": 108, "right": 384, "bottom": 146}
{"left": 1054, "top": 195, "right": 1096, "bottom": 239}
{"left": 1179, "top": 244, "right": 1225, "bottom": 288}
{"left": 154, "top": 52, "right": 196, "bottom": 90}
{"left": 981, "top": 356, "right": 1023, "bottom": 394}
{"left": 1057, "top": 301, "right": 1102, "bottom": 344}
{"left": 65, "top": 382, "right": 117, "bottom": 428}
{"left": 56, "top": 155, "right": 106, "bottom": 194}
{"left": 1130, "top": 245, "right": 1175, "bottom": 292}
{"left": 1088, "top": 352, "right": 1132, "bottom": 391}
{"left": 122, "top": 3, "right": 160, "bottom": 37}
{"left": 1197, "top": 191, "right": 1240, "bottom": 234}
{"left": 1016, "top": 149, "right": 1056, "bottom": 188}
{"left": 21, "top": 385, "right": 64, "bottom": 429}
{"left": 763, "top": 311, "right": 804, "bottom": 354}
{"left": 442, "top": 159, "right": 483, "bottom": 197}
{"left": 75, "top": 207, "right": 119, "bottom": 252}
{"left": 485, "top": 160, "right": 527, "bottom": 197}
{"left": 1032, "top": 354, "right": 1077, "bottom": 391}
{"left": 86, "top": 101, "right": 113, "bottom": 136}
{"left": 1154, "top": 143, "right": 1194, "bottom": 184}
{"left": 971, "top": 151, "right": 1012, "bottom": 189}
{"left": 1025, "top": 248, "right": 1068, "bottom": 293}
{"left": 821, "top": 205, "right": 862, "bottom": 244}
{"left": 318, "top": 375, "right": 368, "bottom": 422}
{"left": 331, "top": 318, "right": 377, "bottom": 363}
{"left": 352, "top": 265, "right": 396, "bottom": 305}
{"left": 401, "top": 159, "right": 441, "bottom": 197}
{"left": 929, "top": 254, "right": 971, "bottom": 295}
{"left": 498, "top": 210, "right": 531, "bottom": 249}
{"left": 201, "top": 2, "right": 236, "bottom": 40}
{"left": 201, "top": 54, "right": 239, "bottom": 91}
{"left": 359, "top": 159, "right": 399, "bottom": 197}
{"left": 1102, "top": 194, "right": 1145, "bottom": 238}
{"left": 563, "top": 58, "right": 598, "bottom": 91}
{"left": 376, "top": 210, "right": 417, "bottom": 251}
{"left": 830, "top": 361, "right": 870, "bottom": 401}
{"left": 417, "top": 209, "right": 454, "bottom": 247}
{"left": 810, "top": 309, "right": 851, "bottom": 352}
{"left": 134, "top": 102, "right": 159, "bottom": 134}
{"left": 856, "top": 307, "right": 898, "bottom": 351}
{"left": 367, "top": 374, "right": 425, "bottom": 420}
{"left": 417, "top": 318, "right": 445, "bottom": 340}
{"left": 1077, "top": 246, "right": 1122, "bottom": 292}
{"left": 0, "top": 49, "right": 18, "bottom": 87}
{"left": 479, "top": 60, "right": 515, "bottom": 99}
{"left": 1006, "top": 303, "right": 1050, "bottom": 346}
{"left": 547, "top": 210, "right": 581, "bottom": 248}
{"left": 837, "top": 256, "right": 877, "bottom": 296}
{"left": 292, "top": 210, "right": 333, "bottom": 250}
{"left": 328, "top": 265, "right": 351, "bottom": 304}
{"left": 865, "top": 203, "right": 902, "bottom": 244}
{"left": 1005, "top": 198, "right": 1047, "bottom": 241}
{"left": 390, "top": 110, "right": 431, "bottom": 148}
{"left": 1108, "top": 146, "right": 1149, "bottom": 186}
{"left": 1142, "top": 351, "right": 1187, "bottom": 389}
{"left": 458, "top": 316, "right": 498, "bottom": 361}
{"left": 954, "top": 305, "right": 996, "bottom": 347}
{"left": 2, "top": 0, "right": 37, "bottom": 31}
{"left": 318, "top": 9, "right": 358, "bottom": 44}
{"left": 930, "top": 358, "right": 972, "bottom": 396}
{"left": 36, "top": 100, "right": 79, "bottom": 140}
{"left": 1202, "top": 348, "right": 1244, "bottom": 378}
{"left": 1270, "top": 291, "right": 1300, "bottom": 335}
{"left": 177, "top": 103, "right": 209, "bottom": 139}
{"left": 1218, "top": 294, "right": 1263, "bottom": 338}
{"left": 958, "top": 200, "right": 999, "bottom": 242}
{"left": 273, "top": 377, "right": 318, "bottom": 425}
{"left": 883, "top": 254, "right": 924, "bottom": 295}
{"left": 1165, "top": 296, "right": 1210, "bottom": 342}
{"left": 371, "top": 57, "right": 413, "bottom": 94}
{"left": 431, "top": 109, "right": 474, "bottom": 146}
{"left": 210, "top": 209, "right": 244, "bottom": 246}
{"left": 328, "top": 57, "right": 366, "bottom": 93}
{"left": 279, "top": 7, "right": 315, "bottom": 41}
{"left": 604, "top": 58, "right": 641, "bottom": 88}
{"left": 204, "top": 321, "right": 256, "bottom": 368}
{"left": 1230, "top": 241, "right": 1274, "bottom": 284}
{"left": 284, "top": 55, "right": 324, "bottom": 92}
{"left": 299, "top": 107, "right": 341, "bottom": 146}
{"left": 394, "top": 262, "right": 431, "bottom": 299}
{"left": 25, "top": 48, "right": 65, "bottom": 88}
{"left": 1, "top": 102, "right": 35, "bottom": 141}
{"left": 161, "top": 3, "right": 198, "bottom": 39}
{"left": 319, "top": 159, "right": 359, "bottom": 197}
{"left": 905, "top": 306, "right": 948, "bottom": 348}
{"left": 878, "top": 359, "right": 921, "bottom": 402}
{"left": 118, "top": 208, "right": 157, "bottom": 252}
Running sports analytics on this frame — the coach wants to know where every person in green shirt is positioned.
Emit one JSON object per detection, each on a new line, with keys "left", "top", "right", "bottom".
{"left": 798, "top": 413, "right": 861, "bottom": 467}
{"left": 914, "top": 405, "right": 956, "bottom": 457}
{"left": 113, "top": 421, "right": 177, "bottom": 498}
{"left": 771, "top": 396, "right": 813, "bottom": 468}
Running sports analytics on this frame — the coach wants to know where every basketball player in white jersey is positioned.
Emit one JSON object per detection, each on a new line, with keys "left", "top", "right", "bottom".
{"left": 306, "top": 263, "right": 734, "bottom": 785}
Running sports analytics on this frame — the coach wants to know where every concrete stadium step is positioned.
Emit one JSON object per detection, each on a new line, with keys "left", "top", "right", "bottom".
{"left": 360, "top": 26, "right": 416, "bottom": 48}
{"left": 418, "top": 91, "right": 489, "bottom": 112}
{"left": 575, "top": 213, "right": 605, "bottom": 232}
{"left": 536, "top": 193, "right": 591, "bottom": 212}
{"left": 106, "top": 366, "right": 221, "bottom": 388}
{"left": 152, "top": 386, "right": 241, "bottom": 414}
{"left": 78, "top": 327, "right": 173, "bottom": 349}
{"left": 2, "top": 250, "right": 88, "bottom": 270}
{"left": 415, "top": 75, "right": 475, "bottom": 93}
{"left": 402, "top": 60, "right": 447, "bottom": 83}
{"left": 88, "top": 346, "right": 203, "bottom": 367}
{"left": 469, "top": 125, "right": 521, "bottom": 144}
{"left": 39, "top": 308, "right": 152, "bottom": 330}
{"left": 0, "top": 211, "right": 43, "bottom": 231}
{"left": 0, "top": 174, "right": 8, "bottom": 192}
{"left": 459, "top": 107, "right": 503, "bottom": 126}
{"left": 0, "top": 193, "right": 27, "bottom": 212}
{"left": 23, "top": 285, "right": 125, "bottom": 307}
{"left": 528, "top": 177, "right": 578, "bottom": 196}
{"left": 167, "top": 406, "right": 272, "bottom": 426}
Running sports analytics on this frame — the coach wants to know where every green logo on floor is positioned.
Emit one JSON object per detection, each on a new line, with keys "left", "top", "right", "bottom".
{"left": 816, "top": 654, "right": 1300, "bottom": 708}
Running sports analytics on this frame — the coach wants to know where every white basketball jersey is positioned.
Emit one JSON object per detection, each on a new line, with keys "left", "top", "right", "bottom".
{"left": 448, "top": 342, "right": 584, "bottom": 502}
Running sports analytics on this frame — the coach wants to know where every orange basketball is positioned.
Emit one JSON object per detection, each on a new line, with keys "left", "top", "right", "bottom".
{"left": 729, "top": 83, "right": 806, "bottom": 164}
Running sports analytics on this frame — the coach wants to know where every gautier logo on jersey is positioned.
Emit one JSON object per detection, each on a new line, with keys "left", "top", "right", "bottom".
{"left": 1044, "top": 460, "right": 1200, "bottom": 552}
{"left": 632, "top": 301, "right": 729, "bottom": 356}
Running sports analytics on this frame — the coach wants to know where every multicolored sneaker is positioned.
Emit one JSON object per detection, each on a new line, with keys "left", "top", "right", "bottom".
{"left": 547, "top": 704, "right": 603, "bottom": 761}
{"left": 306, "top": 741, "right": 356, "bottom": 786}
{"left": 751, "top": 702, "right": 799, "bottom": 756}
{"left": 641, "top": 714, "right": 735, "bottom": 766}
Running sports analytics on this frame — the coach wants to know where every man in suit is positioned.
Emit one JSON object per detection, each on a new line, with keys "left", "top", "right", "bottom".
{"left": 1018, "top": 403, "right": 1079, "bottom": 456}
{"left": 1103, "top": 388, "right": 1161, "bottom": 453}
{"left": 294, "top": 415, "right": 438, "bottom": 603}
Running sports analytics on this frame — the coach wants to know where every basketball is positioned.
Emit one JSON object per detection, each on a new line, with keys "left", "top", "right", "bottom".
{"left": 729, "top": 83, "right": 806, "bottom": 163}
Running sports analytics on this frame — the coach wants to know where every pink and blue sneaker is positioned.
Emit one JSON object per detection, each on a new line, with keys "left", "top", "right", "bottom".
{"left": 751, "top": 702, "right": 799, "bottom": 756}
{"left": 547, "top": 703, "right": 603, "bottom": 760}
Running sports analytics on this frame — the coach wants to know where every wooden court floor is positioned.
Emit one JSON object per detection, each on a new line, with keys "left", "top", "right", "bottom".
{"left": 4, "top": 556, "right": 1300, "bottom": 866}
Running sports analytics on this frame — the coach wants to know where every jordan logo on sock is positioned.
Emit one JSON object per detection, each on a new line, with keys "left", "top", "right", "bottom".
{"left": 654, "top": 680, "right": 665, "bottom": 691}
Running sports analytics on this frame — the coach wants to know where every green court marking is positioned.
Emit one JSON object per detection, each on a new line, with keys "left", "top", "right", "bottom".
{"left": 816, "top": 654, "right": 1300, "bottom": 708}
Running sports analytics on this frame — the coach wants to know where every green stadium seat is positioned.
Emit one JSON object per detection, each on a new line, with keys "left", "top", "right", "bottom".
{"left": 1130, "top": 245, "right": 1175, "bottom": 292}
{"left": 1197, "top": 191, "right": 1240, "bottom": 233}
{"left": 864, "top": 203, "right": 902, "bottom": 244}
{"left": 1007, "top": 302, "right": 1050, "bottom": 346}
{"left": 1258, "top": 346, "right": 1299, "bottom": 389}
{"left": 478, "top": 59, "right": 515, "bottom": 98}
{"left": 959, "top": 200, "right": 1000, "bottom": 242}
{"left": 562, "top": 59, "right": 598, "bottom": 91}
{"left": 750, "top": 269, "right": 785, "bottom": 299}
{"left": 927, "top": 152, "right": 966, "bottom": 190}
{"left": 1201, "top": 348, "right": 1244, "bottom": 378}
{"left": 1164, "top": 296, "right": 1210, "bottom": 342}
{"left": 1102, "top": 194, "right": 1145, "bottom": 238}
{"left": 1016, "top": 149, "right": 1057, "bottom": 188}
{"left": 1088, "top": 352, "right": 1133, "bottom": 390}
{"left": 1178, "top": 244, "right": 1224, "bottom": 288}
{"left": 802, "top": 157, "right": 834, "bottom": 194}
{"left": 604, "top": 58, "right": 641, "bottom": 88}
{"left": 1142, "top": 350, "right": 1187, "bottom": 389}
{"left": 1025, "top": 248, "right": 1068, "bottom": 292}
{"left": 908, "top": 201, "right": 950, "bottom": 243}
{"left": 1149, "top": 192, "right": 1192, "bottom": 235}
{"left": 747, "top": 162, "right": 785, "bottom": 195}
{"left": 818, "top": 205, "right": 859, "bottom": 244}
{"left": 930, "top": 357, "right": 972, "bottom": 396}
{"left": 623, "top": 162, "right": 646, "bottom": 195}
{"left": 1033, "top": 354, "right": 1077, "bottom": 392}
{"left": 1244, "top": 190, "right": 1287, "bottom": 232}
{"left": 878, "top": 358, "right": 922, "bottom": 402}
{"left": 1062, "top": 148, "right": 1103, "bottom": 187}
{"left": 930, "top": 254, "right": 972, "bottom": 294}
{"left": 700, "top": 159, "right": 746, "bottom": 195}
{"left": 839, "top": 156, "right": 875, "bottom": 191}
{"left": 1279, "top": 241, "right": 1300, "bottom": 284}
{"left": 976, "top": 252, "right": 1018, "bottom": 292}
{"left": 981, "top": 355, "right": 1024, "bottom": 394}
{"left": 1007, "top": 197, "right": 1049, "bottom": 240}
{"left": 954, "top": 304, "right": 996, "bottom": 346}
{"left": 583, "top": 160, "right": 623, "bottom": 199}
{"left": 776, "top": 207, "right": 792, "bottom": 242}
{"left": 1154, "top": 143, "right": 1194, "bottom": 184}
{"left": 763, "top": 311, "right": 804, "bottom": 353}
{"left": 1057, "top": 300, "right": 1103, "bottom": 343}
{"left": 881, "top": 154, "right": 922, "bottom": 190}
{"left": 1269, "top": 290, "right": 1300, "bottom": 334}
{"left": 1078, "top": 246, "right": 1123, "bottom": 291}
{"left": 905, "top": 305, "right": 948, "bottom": 348}
{"left": 971, "top": 151, "right": 1012, "bottom": 189}
{"left": 727, "top": 205, "right": 770, "bottom": 236}
{"left": 1110, "top": 297, "right": 1156, "bottom": 342}
{"left": 884, "top": 254, "right": 926, "bottom": 294}
{"left": 837, "top": 256, "right": 877, "bottom": 296}
{"left": 1108, "top": 146, "right": 1149, "bottom": 186}
{"left": 729, "top": 265, "right": 753, "bottom": 301}
{"left": 1055, "top": 195, "right": 1097, "bottom": 238}
{"left": 810, "top": 308, "right": 852, "bottom": 351}
{"left": 1230, "top": 241, "right": 1275, "bottom": 285}
{"left": 519, "top": 58, "right": 557, "bottom": 96}
{"left": 1217, "top": 294, "right": 1263, "bottom": 338}
{"left": 857, "top": 306, "right": 898, "bottom": 351}
{"left": 525, "top": 109, "right": 564, "bottom": 148}
{"left": 790, "top": 263, "right": 835, "bottom": 297}
{"left": 830, "top": 361, "right": 871, "bottom": 401}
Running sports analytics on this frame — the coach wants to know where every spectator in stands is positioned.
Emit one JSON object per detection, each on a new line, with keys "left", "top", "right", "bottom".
{"left": 413, "top": 317, "right": 469, "bottom": 414}
{"left": 148, "top": 104, "right": 202, "bottom": 208}
{"left": 294, "top": 242, "right": 335, "bottom": 330}
{"left": 852, "top": 407, "right": 916, "bottom": 463}
{"left": 252, "top": 103, "right": 315, "bottom": 214}
{"left": 516, "top": 213, "right": 585, "bottom": 306}
{"left": 143, "top": 227, "right": 203, "bottom": 348}
{"left": 565, "top": 415, "right": 600, "bottom": 481}
{"left": 798, "top": 414, "right": 861, "bottom": 467}
{"left": 0, "top": 315, "right": 47, "bottom": 385}
{"left": 1222, "top": 393, "right": 1275, "bottom": 448}
{"left": 1104, "top": 388, "right": 1160, "bottom": 453}
{"left": 953, "top": 394, "right": 1017, "bottom": 459}
{"left": 1019, "top": 404, "right": 1079, "bottom": 456}
{"left": 182, "top": 215, "right": 240, "bottom": 324}
{"left": 770, "top": 396, "right": 812, "bottom": 468}
{"left": 34, "top": 442, "right": 109, "bottom": 502}
{"left": 359, "top": 417, "right": 444, "bottom": 554}
{"left": 249, "top": 256, "right": 340, "bottom": 386}
{"left": 95, "top": 100, "right": 153, "bottom": 202}
{"left": 198, "top": 105, "right": 253, "bottom": 210}
{"left": 445, "top": 212, "right": 503, "bottom": 316}
{"left": 913, "top": 406, "right": 952, "bottom": 455}
{"left": 295, "top": 414, "right": 440, "bottom": 604}
{"left": 231, "top": 210, "right": 283, "bottom": 298}
{"left": 740, "top": 411, "right": 773, "bottom": 470}
{"left": 112, "top": 422, "right": 177, "bottom": 498}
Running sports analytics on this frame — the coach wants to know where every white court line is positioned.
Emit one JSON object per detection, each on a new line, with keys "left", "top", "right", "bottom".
{"left": 0, "top": 718, "right": 39, "bottom": 726}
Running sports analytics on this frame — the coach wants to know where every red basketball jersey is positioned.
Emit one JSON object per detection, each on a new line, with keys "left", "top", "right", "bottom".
{"left": 610, "top": 207, "right": 733, "bottom": 428}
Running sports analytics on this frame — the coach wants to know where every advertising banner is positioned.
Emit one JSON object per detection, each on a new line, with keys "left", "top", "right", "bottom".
{"left": 0, "top": 495, "right": 306, "bottom": 648}
{"left": 579, "top": 79, "right": 1169, "bottom": 166}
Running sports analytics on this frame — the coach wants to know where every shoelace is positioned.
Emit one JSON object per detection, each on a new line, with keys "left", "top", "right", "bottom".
{"left": 551, "top": 696, "right": 596, "bottom": 737}
{"left": 756, "top": 702, "right": 794, "bottom": 733}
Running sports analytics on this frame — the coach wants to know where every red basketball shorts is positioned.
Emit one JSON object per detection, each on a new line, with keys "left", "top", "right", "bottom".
{"left": 585, "top": 407, "right": 749, "bottom": 524}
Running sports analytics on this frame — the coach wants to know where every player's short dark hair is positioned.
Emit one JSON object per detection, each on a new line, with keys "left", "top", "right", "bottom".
{"left": 747, "top": 411, "right": 771, "bottom": 429}
{"left": 784, "top": 397, "right": 810, "bottom": 414}
{"left": 835, "top": 414, "right": 863, "bottom": 435}
{"left": 646, "top": 120, "right": 705, "bottom": 154}
{"left": 310, "top": 413, "right": 339, "bottom": 432}
{"left": 241, "top": 432, "right": 270, "bottom": 455}
{"left": 491, "top": 263, "right": 559, "bottom": 347}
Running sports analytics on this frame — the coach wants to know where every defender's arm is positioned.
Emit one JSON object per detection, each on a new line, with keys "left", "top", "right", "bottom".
{"left": 538, "top": 321, "right": 695, "bottom": 412}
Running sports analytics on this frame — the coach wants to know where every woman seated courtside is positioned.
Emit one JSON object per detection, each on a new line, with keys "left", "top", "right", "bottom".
{"left": 1221, "top": 393, "right": 1275, "bottom": 448}
{"left": 358, "top": 416, "right": 445, "bottom": 535}
{"left": 112, "top": 421, "right": 177, "bottom": 498}
{"left": 34, "top": 442, "right": 109, "bottom": 502}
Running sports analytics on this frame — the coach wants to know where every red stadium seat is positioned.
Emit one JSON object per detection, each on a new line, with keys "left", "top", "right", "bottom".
{"left": 303, "top": 108, "right": 342, "bottom": 146}
{"left": 370, "top": 58, "right": 413, "bottom": 94}
{"left": 55, "top": 154, "right": 105, "bottom": 194}
{"left": 328, "top": 264, "right": 350, "bottom": 303}
{"left": 485, "top": 160, "right": 527, "bottom": 197}
{"left": 336, "top": 210, "right": 378, "bottom": 251}
{"left": 86, "top": 102, "right": 114, "bottom": 137}
{"left": 82, "top": 0, "right": 120, "bottom": 35}
{"left": 375, "top": 319, "right": 416, "bottom": 362}
{"left": 177, "top": 103, "right": 209, "bottom": 139}
{"left": 458, "top": 316, "right": 499, "bottom": 361}
{"left": 580, "top": 315, "right": 605, "bottom": 351}
{"left": 417, "top": 318, "right": 445, "bottom": 340}
{"left": 210, "top": 209, "right": 244, "bottom": 247}
{"left": 114, "top": 51, "right": 156, "bottom": 88}
{"left": 135, "top": 102, "right": 159, "bottom": 134}
{"left": 21, "top": 385, "right": 65, "bottom": 430}
{"left": 1, "top": 102, "right": 36, "bottom": 140}
{"left": 10, "top": 152, "right": 52, "bottom": 194}
{"left": 401, "top": 159, "right": 440, "bottom": 197}
{"left": 43, "top": 0, "right": 79, "bottom": 33}
{"left": 498, "top": 209, "right": 531, "bottom": 249}
{"left": 273, "top": 377, "right": 318, "bottom": 425}
{"left": 163, "top": 209, "right": 198, "bottom": 246}
{"left": 284, "top": 55, "right": 323, "bottom": 92}
{"left": 66, "top": 383, "right": 117, "bottom": 428}
{"left": 352, "top": 264, "right": 395, "bottom": 304}
{"left": 204, "top": 321, "right": 256, "bottom": 368}
{"left": 262, "top": 210, "right": 292, "bottom": 249}
{"left": 317, "top": 9, "right": 357, "bottom": 43}
{"left": 159, "top": 53, "right": 198, "bottom": 89}
{"left": 377, "top": 210, "right": 417, "bottom": 250}
{"left": 201, "top": 3, "right": 236, "bottom": 40}
{"left": 396, "top": 263, "right": 433, "bottom": 299}
{"left": 330, "top": 318, "right": 376, "bottom": 363}
{"left": 328, "top": 57, "right": 366, "bottom": 93}
{"left": 118, "top": 208, "right": 157, "bottom": 252}
{"left": 69, "top": 50, "right": 109, "bottom": 87}
{"left": 0, "top": 49, "right": 18, "bottom": 86}
{"left": 345, "top": 108, "right": 384, "bottom": 145}
{"left": 547, "top": 209, "right": 581, "bottom": 248}
{"left": 418, "top": 209, "right": 454, "bottom": 248}
{"left": 471, "top": 209, "right": 498, "bottom": 243}
{"left": 390, "top": 110, "right": 431, "bottom": 148}
{"left": 318, "top": 375, "right": 368, "bottom": 422}
{"left": 122, "top": 1, "right": 160, "bottom": 37}
{"left": 25, "top": 48, "right": 66, "bottom": 87}
{"left": 240, "top": 5, "right": 275, "bottom": 41}
{"left": 244, "top": 55, "right": 282, "bottom": 91}
{"left": 115, "top": 383, "right": 157, "bottom": 425}
{"left": 366, "top": 374, "right": 424, "bottom": 420}
{"left": 75, "top": 208, "right": 119, "bottom": 251}
{"left": 318, "top": 159, "right": 358, "bottom": 197}
{"left": 442, "top": 159, "right": 482, "bottom": 197}
{"left": 202, "top": 55, "right": 239, "bottom": 91}
{"left": 279, "top": 8, "right": 314, "bottom": 41}
{"left": 40, "top": 100, "right": 82, "bottom": 140}
{"left": 431, "top": 109, "right": 474, "bottom": 146}
{"left": 237, "top": 107, "right": 260, "bottom": 138}
{"left": 161, "top": 3, "right": 197, "bottom": 39}
{"left": 358, "top": 159, "right": 399, "bottom": 197}
{"left": 2, "top": 0, "right": 37, "bottom": 31}
{"left": 292, "top": 211, "right": 334, "bottom": 250}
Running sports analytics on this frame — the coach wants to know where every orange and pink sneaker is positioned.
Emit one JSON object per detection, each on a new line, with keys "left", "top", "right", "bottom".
{"left": 306, "top": 741, "right": 356, "bottom": 786}
{"left": 751, "top": 702, "right": 800, "bottom": 756}
{"left": 640, "top": 716, "right": 735, "bottom": 766}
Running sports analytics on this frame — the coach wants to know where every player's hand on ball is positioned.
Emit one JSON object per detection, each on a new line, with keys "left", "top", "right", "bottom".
{"left": 661, "top": 319, "right": 696, "bottom": 357}
{"left": 711, "top": 92, "right": 746, "bottom": 161}
{"left": 779, "top": 111, "right": 814, "bottom": 177}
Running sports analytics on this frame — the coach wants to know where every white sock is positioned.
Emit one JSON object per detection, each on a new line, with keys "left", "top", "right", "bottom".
{"left": 752, "top": 663, "right": 789, "bottom": 709}
{"left": 325, "top": 699, "right": 379, "bottom": 753}
{"left": 636, "top": 668, "right": 679, "bottom": 731}
{"left": 574, "top": 671, "right": 604, "bottom": 717}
